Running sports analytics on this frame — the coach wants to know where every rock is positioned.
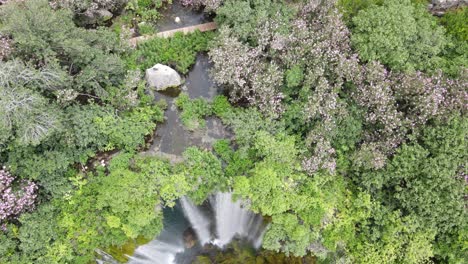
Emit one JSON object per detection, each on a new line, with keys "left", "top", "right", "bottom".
{"left": 183, "top": 227, "right": 197, "bottom": 248}
{"left": 145, "top": 64, "right": 182, "bottom": 91}
{"left": 430, "top": 0, "right": 468, "bottom": 15}
{"left": 77, "top": 9, "right": 113, "bottom": 25}
{"left": 96, "top": 9, "right": 113, "bottom": 21}
{"left": 175, "top": 16, "right": 181, "bottom": 23}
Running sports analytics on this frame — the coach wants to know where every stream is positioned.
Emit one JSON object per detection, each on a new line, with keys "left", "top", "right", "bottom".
{"left": 98, "top": 2, "right": 270, "bottom": 263}
{"left": 129, "top": 51, "right": 266, "bottom": 264}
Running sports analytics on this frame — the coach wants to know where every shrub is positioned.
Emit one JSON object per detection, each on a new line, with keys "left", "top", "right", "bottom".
{"left": 441, "top": 7, "right": 468, "bottom": 42}
{"left": 175, "top": 92, "right": 212, "bottom": 131}
{"left": 126, "top": 30, "right": 214, "bottom": 74}
{"left": 211, "top": 95, "right": 233, "bottom": 118}
{"left": 181, "top": 147, "right": 225, "bottom": 203}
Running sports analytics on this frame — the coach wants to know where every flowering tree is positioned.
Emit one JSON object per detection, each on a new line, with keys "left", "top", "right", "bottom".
{"left": 351, "top": 62, "right": 467, "bottom": 170}
{"left": 209, "top": 26, "right": 285, "bottom": 117}
{"left": 0, "top": 167, "right": 37, "bottom": 230}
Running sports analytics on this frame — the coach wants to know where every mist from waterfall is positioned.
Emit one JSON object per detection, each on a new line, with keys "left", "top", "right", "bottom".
{"left": 128, "top": 192, "right": 267, "bottom": 264}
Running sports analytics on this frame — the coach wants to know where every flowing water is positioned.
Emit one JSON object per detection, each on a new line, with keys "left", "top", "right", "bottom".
{"left": 129, "top": 51, "right": 265, "bottom": 264}
{"left": 156, "top": 0, "right": 213, "bottom": 32}
{"left": 99, "top": 3, "right": 268, "bottom": 263}
{"left": 129, "top": 193, "right": 268, "bottom": 264}
{"left": 144, "top": 53, "right": 231, "bottom": 160}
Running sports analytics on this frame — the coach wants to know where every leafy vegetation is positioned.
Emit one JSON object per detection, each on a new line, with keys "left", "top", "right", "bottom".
{"left": 175, "top": 92, "right": 212, "bottom": 130}
{"left": 0, "top": 0, "right": 466, "bottom": 263}
{"left": 351, "top": 0, "right": 447, "bottom": 73}
{"left": 126, "top": 30, "right": 214, "bottom": 73}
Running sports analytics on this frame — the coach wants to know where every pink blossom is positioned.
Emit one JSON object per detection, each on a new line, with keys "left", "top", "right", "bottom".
{"left": 0, "top": 167, "right": 37, "bottom": 230}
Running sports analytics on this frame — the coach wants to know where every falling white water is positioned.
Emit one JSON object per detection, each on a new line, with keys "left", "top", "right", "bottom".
{"left": 128, "top": 240, "right": 184, "bottom": 264}
{"left": 180, "top": 196, "right": 212, "bottom": 245}
{"left": 123, "top": 192, "right": 266, "bottom": 264}
{"left": 210, "top": 192, "right": 265, "bottom": 248}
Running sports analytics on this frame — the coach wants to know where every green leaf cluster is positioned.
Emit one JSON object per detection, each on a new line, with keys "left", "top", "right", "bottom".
{"left": 175, "top": 92, "right": 213, "bottom": 131}
{"left": 126, "top": 30, "right": 214, "bottom": 74}
{"left": 351, "top": 0, "right": 447, "bottom": 73}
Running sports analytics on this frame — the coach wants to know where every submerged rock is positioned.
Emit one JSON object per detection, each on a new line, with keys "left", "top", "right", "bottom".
{"left": 183, "top": 227, "right": 197, "bottom": 248}
{"left": 145, "top": 64, "right": 182, "bottom": 91}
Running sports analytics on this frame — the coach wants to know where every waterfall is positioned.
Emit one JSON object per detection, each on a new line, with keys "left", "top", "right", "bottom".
{"left": 128, "top": 240, "right": 184, "bottom": 264}
{"left": 128, "top": 192, "right": 267, "bottom": 264}
{"left": 211, "top": 192, "right": 264, "bottom": 248}
{"left": 180, "top": 196, "right": 212, "bottom": 245}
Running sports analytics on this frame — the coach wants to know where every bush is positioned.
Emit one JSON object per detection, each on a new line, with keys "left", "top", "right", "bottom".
{"left": 181, "top": 147, "right": 225, "bottom": 203}
{"left": 175, "top": 92, "right": 212, "bottom": 130}
{"left": 441, "top": 7, "right": 468, "bottom": 42}
{"left": 126, "top": 30, "right": 214, "bottom": 74}
{"left": 211, "top": 95, "right": 233, "bottom": 119}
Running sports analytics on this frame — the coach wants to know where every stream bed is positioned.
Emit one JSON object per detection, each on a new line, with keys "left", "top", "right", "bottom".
{"left": 145, "top": 53, "right": 230, "bottom": 159}
{"left": 99, "top": 2, "right": 312, "bottom": 263}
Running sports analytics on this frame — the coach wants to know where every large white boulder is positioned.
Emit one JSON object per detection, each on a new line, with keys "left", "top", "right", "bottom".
{"left": 145, "top": 64, "right": 182, "bottom": 91}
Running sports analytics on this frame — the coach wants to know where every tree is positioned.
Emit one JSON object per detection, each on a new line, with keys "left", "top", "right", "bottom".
{"left": 351, "top": 0, "right": 447, "bottom": 72}
{"left": 351, "top": 116, "right": 467, "bottom": 262}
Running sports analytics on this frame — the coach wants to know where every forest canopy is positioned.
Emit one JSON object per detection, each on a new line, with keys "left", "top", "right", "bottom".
{"left": 0, "top": 0, "right": 466, "bottom": 263}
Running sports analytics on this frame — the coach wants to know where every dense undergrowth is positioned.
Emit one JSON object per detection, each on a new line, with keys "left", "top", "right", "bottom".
{"left": 126, "top": 30, "right": 214, "bottom": 74}
{"left": 0, "top": 0, "right": 466, "bottom": 263}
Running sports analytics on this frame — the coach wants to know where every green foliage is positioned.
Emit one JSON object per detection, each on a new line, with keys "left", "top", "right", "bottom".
{"left": 337, "top": 0, "right": 383, "bottom": 24}
{"left": 338, "top": 0, "right": 430, "bottom": 24}
{"left": 285, "top": 65, "right": 304, "bottom": 89}
{"left": 440, "top": 7, "right": 468, "bottom": 42}
{"left": 213, "top": 139, "right": 253, "bottom": 178}
{"left": 46, "top": 153, "right": 190, "bottom": 262}
{"left": 348, "top": 207, "right": 436, "bottom": 264}
{"left": 351, "top": 116, "right": 467, "bottom": 262}
{"left": 181, "top": 147, "right": 226, "bottom": 203}
{"left": 1, "top": 0, "right": 466, "bottom": 262}
{"left": 94, "top": 103, "right": 164, "bottom": 151}
{"left": 211, "top": 95, "right": 234, "bottom": 119}
{"left": 15, "top": 204, "right": 59, "bottom": 263}
{"left": 213, "top": 139, "right": 233, "bottom": 162}
{"left": 125, "top": 0, "right": 165, "bottom": 23}
{"left": 262, "top": 213, "right": 313, "bottom": 256}
{"left": 4, "top": 102, "right": 164, "bottom": 197}
{"left": 126, "top": 31, "right": 214, "bottom": 74}
{"left": 230, "top": 130, "right": 317, "bottom": 256}
{"left": 175, "top": 92, "right": 212, "bottom": 130}
{"left": 0, "top": 0, "right": 126, "bottom": 95}
{"left": 438, "top": 7, "right": 468, "bottom": 76}
{"left": 138, "top": 23, "right": 156, "bottom": 35}
{"left": 351, "top": 0, "right": 447, "bottom": 73}
{"left": 219, "top": 107, "right": 285, "bottom": 150}
{"left": 0, "top": 225, "right": 18, "bottom": 263}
